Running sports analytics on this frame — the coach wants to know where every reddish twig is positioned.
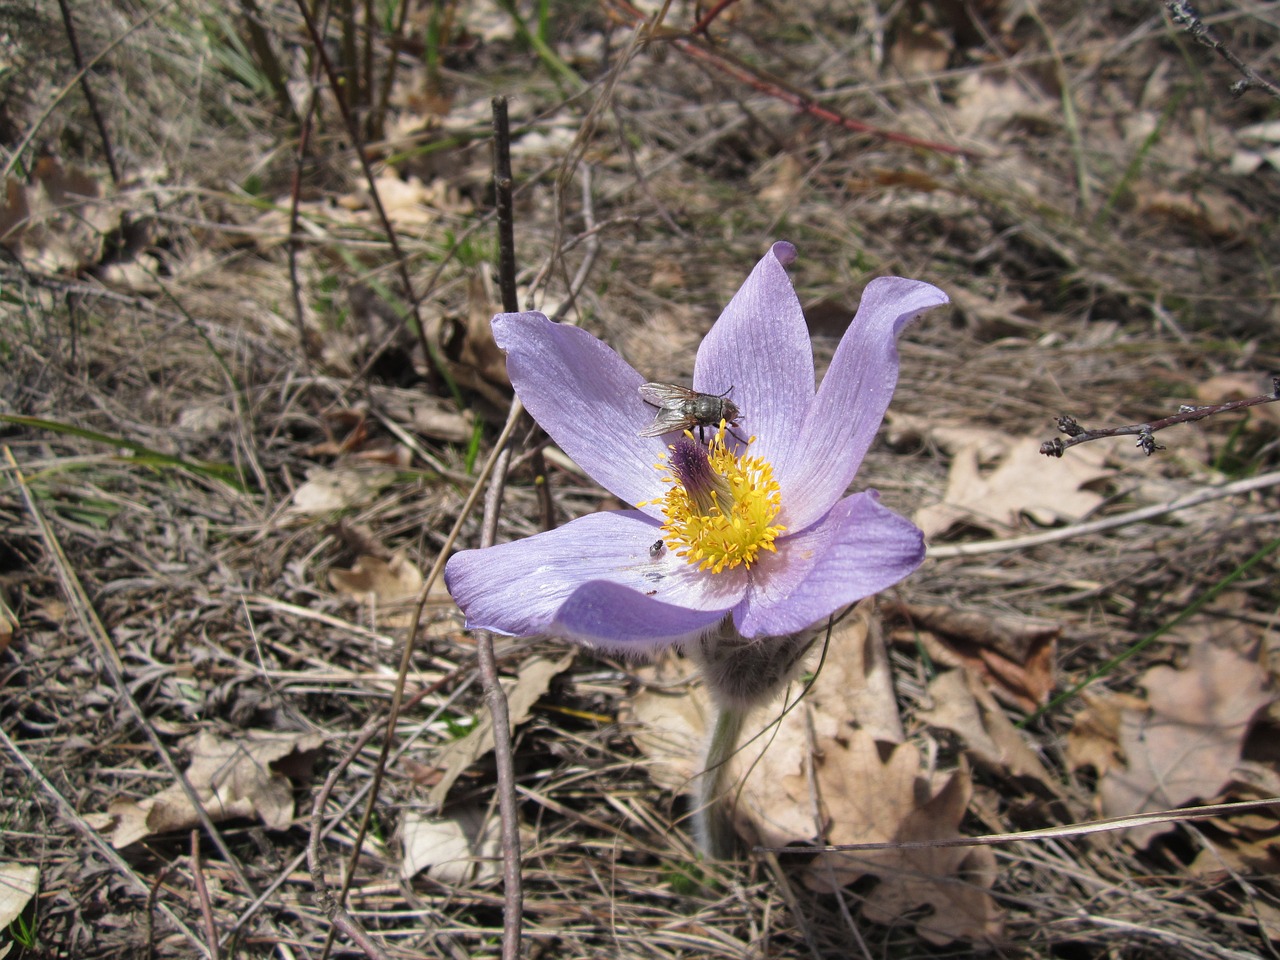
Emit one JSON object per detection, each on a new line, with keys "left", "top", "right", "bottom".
{"left": 691, "top": 0, "right": 742, "bottom": 37}
{"left": 189, "top": 831, "right": 221, "bottom": 960}
{"left": 1041, "top": 380, "right": 1280, "bottom": 457}
{"left": 608, "top": 0, "right": 978, "bottom": 158}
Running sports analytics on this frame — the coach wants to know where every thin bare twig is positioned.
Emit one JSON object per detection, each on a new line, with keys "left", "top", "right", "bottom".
{"left": 54, "top": 0, "right": 120, "bottom": 185}
{"left": 493, "top": 96, "right": 520, "bottom": 314}
{"left": 287, "top": 44, "right": 324, "bottom": 352}
{"left": 927, "top": 468, "right": 1280, "bottom": 559}
{"left": 479, "top": 95, "right": 524, "bottom": 960}
{"left": 787, "top": 796, "right": 1280, "bottom": 853}
{"left": 189, "top": 831, "right": 221, "bottom": 960}
{"left": 1163, "top": 0, "right": 1280, "bottom": 101}
{"left": 690, "top": 0, "right": 742, "bottom": 37}
{"left": 290, "top": 0, "right": 435, "bottom": 382}
{"left": 1041, "top": 381, "right": 1280, "bottom": 457}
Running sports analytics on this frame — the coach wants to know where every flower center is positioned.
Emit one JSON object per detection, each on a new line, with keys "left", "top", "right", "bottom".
{"left": 641, "top": 425, "right": 786, "bottom": 575}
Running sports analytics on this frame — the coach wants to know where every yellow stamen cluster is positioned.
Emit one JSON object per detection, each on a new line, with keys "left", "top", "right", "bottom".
{"left": 641, "top": 424, "right": 785, "bottom": 574}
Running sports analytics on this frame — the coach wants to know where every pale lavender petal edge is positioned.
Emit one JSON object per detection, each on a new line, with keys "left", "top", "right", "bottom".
{"left": 777, "top": 278, "right": 948, "bottom": 532}
{"left": 444, "top": 509, "right": 746, "bottom": 640}
{"left": 733, "top": 491, "right": 925, "bottom": 638}
{"left": 693, "top": 241, "right": 814, "bottom": 465}
{"left": 492, "top": 312, "right": 667, "bottom": 512}
{"left": 552, "top": 581, "right": 730, "bottom": 655}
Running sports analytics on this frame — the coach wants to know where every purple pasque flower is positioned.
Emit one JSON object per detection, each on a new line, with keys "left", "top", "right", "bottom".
{"left": 445, "top": 242, "right": 948, "bottom": 656}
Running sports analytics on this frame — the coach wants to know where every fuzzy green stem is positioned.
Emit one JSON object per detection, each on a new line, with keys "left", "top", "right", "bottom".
{"left": 694, "top": 704, "right": 746, "bottom": 859}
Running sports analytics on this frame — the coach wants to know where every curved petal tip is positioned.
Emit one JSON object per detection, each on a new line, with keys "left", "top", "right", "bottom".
{"left": 770, "top": 241, "right": 797, "bottom": 267}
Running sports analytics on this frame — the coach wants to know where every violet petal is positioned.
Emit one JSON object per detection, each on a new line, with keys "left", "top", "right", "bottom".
{"left": 776, "top": 277, "right": 948, "bottom": 532}
{"left": 693, "top": 242, "right": 814, "bottom": 465}
{"left": 551, "top": 581, "right": 729, "bottom": 654}
{"left": 492, "top": 312, "right": 667, "bottom": 513}
{"left": 733, "top": 491, "right": 924, "bottom": 637}
{"left": 444, "top": 510, "right": 747, "bottom": 640}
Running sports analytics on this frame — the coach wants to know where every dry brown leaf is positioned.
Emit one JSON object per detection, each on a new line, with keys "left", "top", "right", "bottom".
{"left": 884, "top": 413, "right": 1011, "bottom": 462}
{"left": 1237, "top": 897, "right": 1280, "bottom": 943}
{"left": 336, "top": 173, "right": 469, "bottom": 230}
{"left": 811, "top": 602, "right": 905, "bottom": 744}
{"left": 946, "top": 286, "right": 1043, "bottom": 338}
{"left": 887, "top": 602, "right": 1058, "bottom": 711}
{"left": 88, "top": 731, "right": 324, "bottom": 848}
{"left": 1135, "top": 185, "right": 1255, "bottom": 241}
{"left": 408, "top": 398, "right": 473, "bottom": 443}
{"left": 401, "top": 805, "right": 502, "bottom": 884}
{"left": 887, "top": 22, "right": 951, "bottom": 77}
{"left": 0, "top": 590, "right": 16, "bottom": 655}
{"left": 804, "top": 734, "right": 1002, "bottom": 945}
{"left": 919, "top": 669, "right": 1061, "bottom": 791}
{"left": 625, "top": 655, "right": 711, "bottom": 792}
{"left": 1065, "top": 690, "right": 1149, "bottom": 777}
{"left": 425, "top": 651, "right": 576, "bottom": 812}
{"left": 626, "top": 600, "right": 901, "bottom": 796}
{"left": 0, "top": 863, "right": 38, "bottom": 931}
{"left": 1099, "top": 642, "right": 1275, "bottom": 846}
{"left": 13, "top": 156, "right": 115, "bottom": 273}
{"left": 951, "top": 73, "right": 1052, "bottom": 138}
{"left": 917, "top": 435, "right": 1111, "bottom": 538}
{"left": 1187, "top": 832, "right": 1280, "bottom": 879}
{"left": 329, "top": 553, "right": 423, "bottom": 603}
{"left": 0, "top": 177, "right": 29, "bottom": 247}
{"left": 287, "top": 465, "right": 398, "bottom": 514}
{"left": 437, "top": 270, "right": 510, "bottom": 410}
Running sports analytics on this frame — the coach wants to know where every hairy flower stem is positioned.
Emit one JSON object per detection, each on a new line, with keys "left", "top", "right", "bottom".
{"left": 695, "top": 704, "right": 746, "bottom": 860}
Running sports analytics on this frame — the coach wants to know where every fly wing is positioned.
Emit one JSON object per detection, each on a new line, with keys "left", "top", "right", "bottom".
{"left": 638, "top": 382, "right": 694, "bottom": 409}
{"left": 637, "top": 407, "right": 693, "bottom": 437}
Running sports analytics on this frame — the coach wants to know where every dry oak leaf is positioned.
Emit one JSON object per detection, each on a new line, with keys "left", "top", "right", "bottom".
{"left": 883, "top": 413, "right": 1010, "bottom": 463}
{"left": 87, "top": 731, "right": 324, "bottom": 848}
{"left": 1065, "top": 690, "right": 1149, "bottom": 778}
{"left": 0, "top": 864, "right": 38, "bottom": 932}
{"left": 804, "top": 731, "right": 1002, "bottom": 945}
{"left": 1187, "top": 830, "right": 1280, "bottom": 880}
{"left": 401, "top": 804, "right": 503, "bottom": 884}
{"left": 288, "top": 465, "right": 397, "bottom": 514}
{"left": 919, "top": 668, "right": 1061, "bottom": 792}
{"left": 1099, "top": 642, "right": 1274, "bottom": 847}
{"left": 330, "top": 553, "right": 423, "bottom": 604}
{"left": 425, "top": 651, "right": 575, "bottom": 812}
{"left": 915, "top": 435, "right": 1110, "bottom": 538}
{"left": 0, "top": 590, "right": 16, "bottom": 655}
{"left": 886, "top": 601, "right": 1058, "bottom": 712}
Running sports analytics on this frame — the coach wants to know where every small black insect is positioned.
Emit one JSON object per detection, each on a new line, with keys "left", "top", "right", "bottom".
{"left": 637, "top": 382, "right": 742, "bottom": 442}
{"left": 649, "top": 539, "right": 665, "bottom": 558}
